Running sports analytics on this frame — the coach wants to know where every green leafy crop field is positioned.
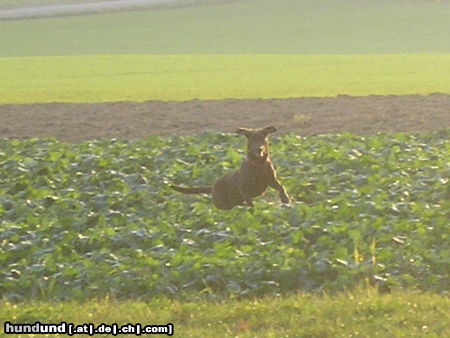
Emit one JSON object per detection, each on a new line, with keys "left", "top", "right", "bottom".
{"left": 1, "top": 131, "right": 448, "bottom": 301}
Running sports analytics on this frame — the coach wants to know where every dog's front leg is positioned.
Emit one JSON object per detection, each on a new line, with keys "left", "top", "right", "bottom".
{"left": 269, "top": 171, "right": 290, "bottom": 204}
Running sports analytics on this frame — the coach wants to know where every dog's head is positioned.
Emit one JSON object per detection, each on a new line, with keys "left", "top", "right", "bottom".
{"left": 236, "top": 126, "right": 276, "bottom": 161}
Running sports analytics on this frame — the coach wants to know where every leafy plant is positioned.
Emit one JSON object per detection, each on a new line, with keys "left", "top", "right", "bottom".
{"left": 0, "top": 130, "right": 449, "bottom": 301}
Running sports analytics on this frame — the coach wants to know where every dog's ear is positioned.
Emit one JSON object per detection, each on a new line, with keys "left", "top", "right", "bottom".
{"left": 236, "top": 128, "right": 253, "bottom": 137}
{"left": 262, "top": 126, "right": 277, "bottom": 135}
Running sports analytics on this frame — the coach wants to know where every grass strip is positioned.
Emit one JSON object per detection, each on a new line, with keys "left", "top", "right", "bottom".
{"left": 1, "top": 289, "right": 449, "bottom": 337}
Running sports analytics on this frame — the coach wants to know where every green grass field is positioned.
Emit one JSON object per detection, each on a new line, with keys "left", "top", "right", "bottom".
{"left": 1, "top": 0, "right": 449, "bottom": 56}
{"left": 2, "top": 289, "right": 449, "bottom": 337}
{"left": 1, "top": 54, "right": 449, "bottom": 103}
{"left": 1, "top": 0, "right": 449, "bottom": 104}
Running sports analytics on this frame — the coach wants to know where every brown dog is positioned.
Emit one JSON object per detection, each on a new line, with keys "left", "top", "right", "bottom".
{"left": 170, "top": 126, "right": 290, "bottom": 210}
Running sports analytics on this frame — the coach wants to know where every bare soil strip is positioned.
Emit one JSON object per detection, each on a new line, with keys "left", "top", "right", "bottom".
{"left": 1, "top": 94, "right": 449, "bottom": 142}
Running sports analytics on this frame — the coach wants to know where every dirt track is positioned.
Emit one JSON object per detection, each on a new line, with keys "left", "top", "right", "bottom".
{"left": 0, "top": 0, "right": 239, "bottom": 19}
{"left": 1, "top": 94, "right": 449, "bottom": 142}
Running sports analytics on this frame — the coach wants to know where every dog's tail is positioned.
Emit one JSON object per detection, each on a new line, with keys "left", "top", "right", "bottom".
{"left": 170, "top": 184, "right": 212, "bottom": 194}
